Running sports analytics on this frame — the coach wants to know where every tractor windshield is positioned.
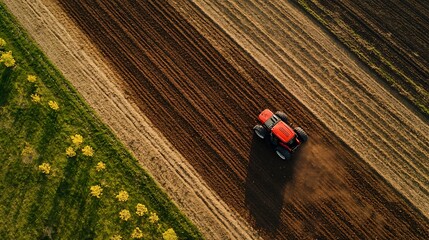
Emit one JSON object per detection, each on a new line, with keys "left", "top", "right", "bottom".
{"left": 264, "top": 115, "right": 280, "bottom": 130}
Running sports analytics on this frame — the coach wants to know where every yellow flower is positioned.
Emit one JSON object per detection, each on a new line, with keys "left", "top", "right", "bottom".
{"left": 90, "top": 185, "right": 103, "bottom": 198}
{"left": 148, "top": 212, "right": 159, "bottom": 223}
{"left": 0, "top": 51, "right": 15, "bottom": 67}
{"left": 162, "top": 228, "right": 178, "bottom": 240}
{"left": 27, "top": 75, "right": 37, "bottom": 83}
{"left": 31, "top": 94, "right": 41, "bottom": 103}
{"left": 48, "top": 100, "right": 59, "bottom": 110}
{"left": 96, "top": 162, "right": 106, "bottom": 171}
{"left": 38, "top": 163, "right": 51, "bottom": 174}
{"left": 119, "top": 209, "right": 131, "bottom": 221}
{"left": 0, "top": 38, "right": 6, "bottom": 47}
{"left": 66, "top": 147, "right": 76, "bottom": 157}
{"left": 70, "top": 134, "right": 84, "bottom": 146}
{"left": 136, "top": 203, "right": 148, "bottom": 216}
{"left": 131, "top": 227, "right": 144, "bottom": 239}
{"left": 116, "top": 190, "right": 129, "bottom": 202}
{"left": 21, "top": 143, "right": 35, "bottom": 157}
{"left": 110, "top": 235, "right": 122, "bottom": 240}
{"left": 82, "top": 145, "right": 94, "bottom": 156}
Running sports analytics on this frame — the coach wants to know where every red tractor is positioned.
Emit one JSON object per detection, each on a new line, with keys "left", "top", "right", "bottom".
{"left": 253, "top": 109, "right": 308, "bottom": 160}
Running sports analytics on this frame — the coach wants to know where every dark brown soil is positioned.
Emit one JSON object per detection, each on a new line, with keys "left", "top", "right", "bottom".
{"left": 57, "top": 0, "right": 429, "bottom": 239}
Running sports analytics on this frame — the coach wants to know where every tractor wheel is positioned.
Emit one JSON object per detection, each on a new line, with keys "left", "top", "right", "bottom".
{"left": 276, "top": 147, "right": 291, "bottom": 160}
{"left": 253, "top": 124, "right": 267, "bottom": 139}
{"left": 275, "top": 111, "right": 289, "bottom": 124}
{"left": 294, "top": 127, "right": 308, "bottom": 142}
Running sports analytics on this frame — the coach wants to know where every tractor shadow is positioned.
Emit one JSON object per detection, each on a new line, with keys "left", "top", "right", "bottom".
{"left": 245, "top": 135, "right": 299, "bottom": 235}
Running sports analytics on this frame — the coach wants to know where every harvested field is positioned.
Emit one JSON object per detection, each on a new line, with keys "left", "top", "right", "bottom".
{"left": 296, "top": 0, "right": 429, "bottom": 115}
{"left": 4, "top": 0, "right": 429, "bottom": 239}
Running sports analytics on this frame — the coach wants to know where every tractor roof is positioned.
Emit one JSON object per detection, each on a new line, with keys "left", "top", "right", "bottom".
{"left": 258, "top": 109, "right": 274, "bottom": 123}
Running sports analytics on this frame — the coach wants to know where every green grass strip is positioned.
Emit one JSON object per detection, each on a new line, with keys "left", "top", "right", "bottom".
{"left": 0, "top": 3, "right": 203, "bottom": 239}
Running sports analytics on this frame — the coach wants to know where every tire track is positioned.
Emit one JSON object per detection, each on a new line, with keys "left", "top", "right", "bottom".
{"left": 53, "top": 0, "right": 429, "bottom": 238}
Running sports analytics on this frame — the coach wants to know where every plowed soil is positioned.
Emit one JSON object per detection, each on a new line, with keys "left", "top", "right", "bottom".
{"left": 4, "top": 0, "right": 429, "bottom": 239}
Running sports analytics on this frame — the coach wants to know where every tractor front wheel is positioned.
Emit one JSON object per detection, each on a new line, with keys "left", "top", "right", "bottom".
{"left": 253, "top": 124, "right": 267, "bottom": 139}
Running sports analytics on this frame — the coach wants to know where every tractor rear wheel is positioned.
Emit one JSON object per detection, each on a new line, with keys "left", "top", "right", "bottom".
{"left": 253, "top": 124, "right": 267, "bottom": 139}
{"left": 275, "top": 111, "right": 289, "bottom": 124}
{"left": 276, "top": 147, "right": 291, "bottom": 160}
{"left": 294, "top": 127, "right": 308, "bottom": 142}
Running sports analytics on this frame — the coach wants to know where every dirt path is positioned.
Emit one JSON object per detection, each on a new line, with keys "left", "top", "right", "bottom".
{"left": 2, "top": 0, "right": 260, "bottom": 239}
{"left": 4, "top": 0, "right": 429, "bottom": 239}
{"left": 184, "top": 0, "right": 429, "bottom": 218}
